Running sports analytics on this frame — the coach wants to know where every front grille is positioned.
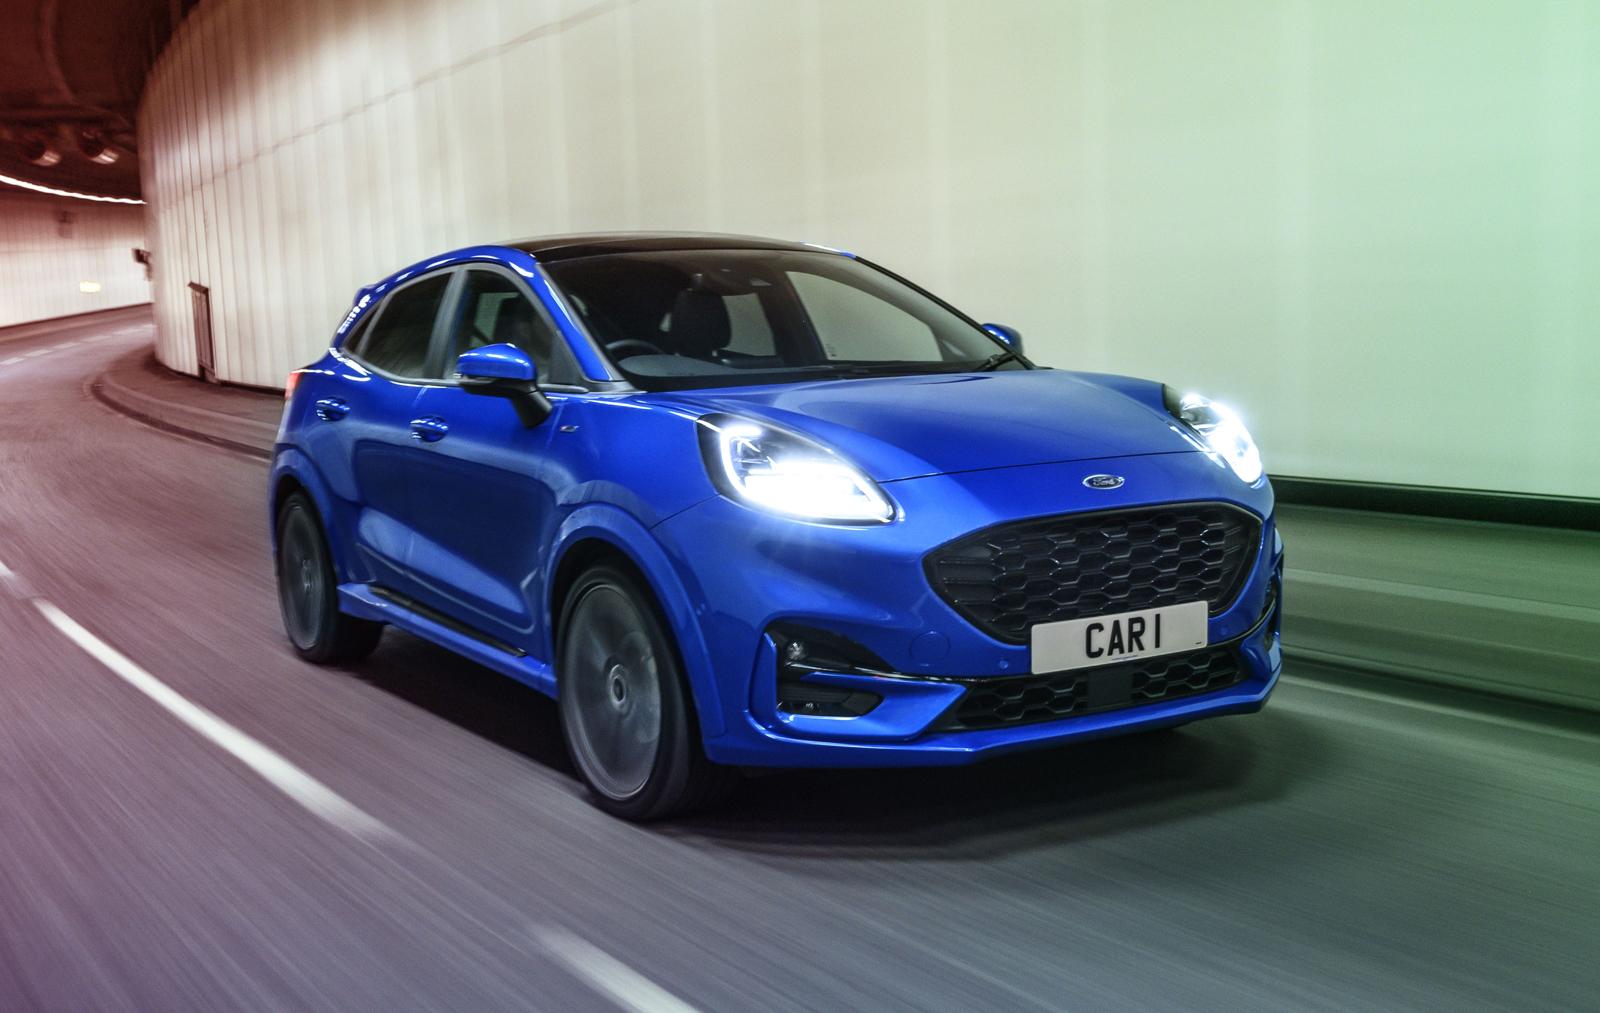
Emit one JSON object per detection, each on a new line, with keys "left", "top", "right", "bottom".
{"left": 935, "top": 646, "right": 1245, "bottom": 731}
{"left": 925, "top": 503, "right": 1261, "bottom": 644}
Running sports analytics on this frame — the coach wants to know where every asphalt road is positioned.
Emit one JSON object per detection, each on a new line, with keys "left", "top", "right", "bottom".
{"left": 1, "top": 313, "right": 1596, "bottom": 1012}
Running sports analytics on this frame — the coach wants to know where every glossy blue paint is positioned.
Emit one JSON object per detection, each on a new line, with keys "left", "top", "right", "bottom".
{"left": 272, "top": 234, "right": 1281, "bottom": 771}
{"left": 640, "top": 370, "right": 1197, "bottom": 482}
{"left": 982, "top": 322, "right": 1024, "bottom": 353}
{"left": 455, "top": 342, "right": 536, "bottom": 382}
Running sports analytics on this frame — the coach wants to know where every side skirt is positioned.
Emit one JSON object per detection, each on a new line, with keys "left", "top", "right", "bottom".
{"left": 338, "top": 582, "right": 557, "bottom": 698}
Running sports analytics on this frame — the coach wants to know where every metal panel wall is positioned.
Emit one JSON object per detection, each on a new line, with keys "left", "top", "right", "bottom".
{"left": 138, "top": 0, "right": 1600, "bottom": 497}
{"left": 0, "top": 195, "right": 149, "bottom": 328}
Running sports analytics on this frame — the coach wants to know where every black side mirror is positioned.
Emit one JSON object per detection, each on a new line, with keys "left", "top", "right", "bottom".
{"left": 982, "top": 323, "right": 1023, "bottom": 355}
{"left": 455, "top": 343, "right": 552, "bottom": 428}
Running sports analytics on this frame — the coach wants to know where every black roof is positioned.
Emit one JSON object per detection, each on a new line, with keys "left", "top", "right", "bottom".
{"left": 501, "top": 232, "right": 828, "bottom": 262}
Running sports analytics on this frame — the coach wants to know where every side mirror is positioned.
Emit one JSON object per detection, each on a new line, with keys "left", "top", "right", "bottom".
{"left": 982, "top": 323, "right": 1024, "bottom": 354}
{"left": 455, "top": 343, "right": 552, "bottom": 428}
{"left": 457, "top": 342, "right": 536, "bottom": 382}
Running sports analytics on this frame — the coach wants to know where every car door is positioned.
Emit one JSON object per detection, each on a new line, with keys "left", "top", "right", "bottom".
{"left": 315, "top": 269, "right": 457, "bottom": 597}
{"left": 401, "top": 266, "right": 581, "bottom": 651}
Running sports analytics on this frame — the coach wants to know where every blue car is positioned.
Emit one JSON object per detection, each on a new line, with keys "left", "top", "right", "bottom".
{"left": 271, "top": 233, "right": 1283, "bottom": 819}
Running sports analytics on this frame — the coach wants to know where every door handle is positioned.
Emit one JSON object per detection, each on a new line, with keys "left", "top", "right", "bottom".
{"left": 314, "top": 397, "right": 350, "bottom": 421}
{"left": 409, "top": 416, "right": 449, "bottom": 442}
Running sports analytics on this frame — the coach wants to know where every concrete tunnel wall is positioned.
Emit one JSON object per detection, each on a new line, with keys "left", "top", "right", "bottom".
{"left": 0, "top": 195, "right": 149, "bottom": 329}
{"left": 138, "top": 0, "right": 1600, "bottom": 497}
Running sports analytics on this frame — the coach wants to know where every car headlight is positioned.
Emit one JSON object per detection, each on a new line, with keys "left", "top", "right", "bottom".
{"left": 1162, "top": 387, "right": 1264, "bottom": 484}
{"left": 696, "top": 413, "right": 895, "bottom": 524}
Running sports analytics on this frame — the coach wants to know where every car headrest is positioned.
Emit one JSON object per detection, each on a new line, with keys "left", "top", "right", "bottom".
{"left": 493, "top": 308, "right": 535, "bottom": 348}
{"left": 667, "top": 289, "right": 731, "bottom": 357}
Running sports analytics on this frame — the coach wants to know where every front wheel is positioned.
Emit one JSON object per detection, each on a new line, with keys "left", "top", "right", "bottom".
{"left": 558, "top": 564, "right": 734, "bottom": 820}
{"left": 275, "top": 492, "right": 383, "bottom": 664}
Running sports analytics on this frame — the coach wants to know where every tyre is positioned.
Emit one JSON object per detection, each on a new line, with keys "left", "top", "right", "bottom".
{"left": 275, "top": 491, "right": 383, "bottom": 664}
{"left": 558, "top": 563, "right": 734, "bottom": 820}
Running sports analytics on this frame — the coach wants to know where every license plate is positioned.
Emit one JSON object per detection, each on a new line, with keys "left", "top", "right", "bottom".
{"left": 1030, "top": 600, "right": 1208, "bottom": 674}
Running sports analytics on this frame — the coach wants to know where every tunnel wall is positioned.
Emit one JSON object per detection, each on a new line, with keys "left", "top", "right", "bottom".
{"left": 138, "top": 0, "right": 1600, "bottom": 498}
{"left": 0, "top": 195, "right": 149, "bottom": 329}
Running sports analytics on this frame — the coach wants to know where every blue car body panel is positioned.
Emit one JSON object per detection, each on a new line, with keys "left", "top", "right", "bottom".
{"left": 271, "top": 238, "right": 1282, "bottom": 770}
{"left": 641, "top": 369, "right": 1197, "bottom": 482}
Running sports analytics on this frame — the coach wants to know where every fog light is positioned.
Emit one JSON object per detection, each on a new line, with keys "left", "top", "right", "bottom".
{"left": 769, "top": 625, "right": 888, "bottom": 718}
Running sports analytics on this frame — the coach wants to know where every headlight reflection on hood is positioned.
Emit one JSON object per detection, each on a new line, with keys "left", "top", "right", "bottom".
{"left": 1163, "top": 387, "right": 1264, "bottom": 485}
{"left": 696, "top": 413, "right": 896, "bottom": 524}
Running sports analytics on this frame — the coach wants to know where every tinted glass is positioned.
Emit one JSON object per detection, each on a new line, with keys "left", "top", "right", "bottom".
{"left": 447, "top": 270, "right": 575, "bottom": 384}
{"left": 358, "top": 273, "right": 450, "bottom": 378}
{"left": 338, "top": 311, "right": 372, "bottom": 350}
{"left": 542, "top": 249, "right": 1021, "bottom": 390}
{"left": 789, "top": 271, "right": 940, "bottom": 361}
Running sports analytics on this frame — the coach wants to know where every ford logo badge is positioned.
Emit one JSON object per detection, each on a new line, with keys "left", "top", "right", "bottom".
{"left": 1083, "top": 474, "right": 1125, "bottom": 490}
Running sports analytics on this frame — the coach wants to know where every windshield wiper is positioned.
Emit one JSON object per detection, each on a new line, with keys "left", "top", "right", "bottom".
{"left": 973, "top": 350, "right": 1020, "bottom": 371}
{"left": 804, "top": 362, "right": 947, "bottom": 380}
{"left": 807, "top": 355, "right": 1023, "bottom": 380}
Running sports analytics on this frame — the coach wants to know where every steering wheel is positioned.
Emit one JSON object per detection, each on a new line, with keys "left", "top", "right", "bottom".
{"left": 604, "top": 338, "right": 666, "bottom": 359}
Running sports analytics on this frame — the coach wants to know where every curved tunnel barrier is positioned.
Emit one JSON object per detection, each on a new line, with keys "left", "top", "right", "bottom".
{"left": 1279, "top": 505, "right": 1600, "bottom": 713}
{"left": 0, "top": 194, "right": 148, "bottom": 328}
{"left": 136, "top": 0, "right": 1600, "bottom": 507}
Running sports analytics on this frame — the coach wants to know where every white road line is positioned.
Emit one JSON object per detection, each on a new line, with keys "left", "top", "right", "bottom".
{"left": 535, "top": 927, "right": 700, "bottom": 1013}
{"left": 23, "top": 347, "right": 50, "bottom": 357}
{"left": 0, "top": 357, "right": 21, "bottom": 366}
{"left": 0, "top": 557, "right": 35, "bottom": 598}
{"left": 31, "top": 598, "right": 395, "bottom": 842}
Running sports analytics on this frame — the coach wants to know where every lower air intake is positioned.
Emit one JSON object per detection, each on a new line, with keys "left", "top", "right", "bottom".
{"left": 935, "top": 646, "right": 1245, "bottom": 731}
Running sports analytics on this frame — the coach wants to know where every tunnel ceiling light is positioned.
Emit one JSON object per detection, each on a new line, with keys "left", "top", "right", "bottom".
{"left": 20, "top": 138, "right": 62, "bottom": 167}
{"left": 79, "top": 281, "right": 102, "bottom": 293}
{"left": 0, "top": 172, "right": 144, "bottom": 204}
{"left": 79, "top": 132, "right": 121, "bottom": 165}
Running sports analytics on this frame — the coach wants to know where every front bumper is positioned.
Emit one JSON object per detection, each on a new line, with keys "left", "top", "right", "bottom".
{"left": 654, "top": 452, "right": 1283, "bottom": 768}
{"left": 733, "top": 592, "right": 1280, "bottom": 767}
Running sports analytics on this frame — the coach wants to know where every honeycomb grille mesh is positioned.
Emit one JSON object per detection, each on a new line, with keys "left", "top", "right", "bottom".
{"left": 925, "top": 503, "right": 1261, "bottom": 643}
{"left": 937, "top": 647, "right": 1245, "bottom": 731}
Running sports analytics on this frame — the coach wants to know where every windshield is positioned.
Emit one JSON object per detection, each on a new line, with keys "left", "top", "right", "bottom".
{"left": 541, "top": 249, "right": 1027, "bottom": 390}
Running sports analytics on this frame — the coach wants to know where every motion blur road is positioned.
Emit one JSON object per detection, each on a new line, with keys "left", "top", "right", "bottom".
{"left": 1, "top": 313, "right": 1596, "bottom": 1012}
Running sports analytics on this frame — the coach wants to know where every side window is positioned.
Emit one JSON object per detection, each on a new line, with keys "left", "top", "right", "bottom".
{"left": 788, "top": 270, "right": 940, "bottom": 362}
{"left": 449, "top": 270, "right": 575, "bottom": 384}
{"left": 358, "top": 274, "right": 451, "bottom": 378}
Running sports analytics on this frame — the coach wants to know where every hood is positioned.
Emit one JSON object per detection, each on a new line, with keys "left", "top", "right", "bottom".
{"left": 645, "top": 369, "right": 1197, "bottom": 482}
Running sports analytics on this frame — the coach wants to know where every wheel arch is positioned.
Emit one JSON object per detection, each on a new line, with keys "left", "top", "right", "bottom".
{"left": 268, "top": 449, "right": 360, "bottom": 582}
{"left": 547, "top": 508, "right": 725, "bottom": 739}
